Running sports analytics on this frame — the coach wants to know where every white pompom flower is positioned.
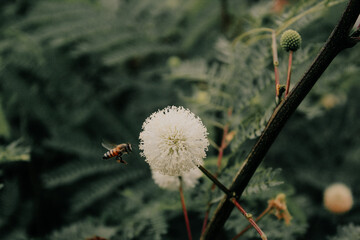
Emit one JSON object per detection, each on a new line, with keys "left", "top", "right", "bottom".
{"left": 139, "top": 106, "right": 209, "bottom": 176}
{"left": 152, "top": 168, "right": 203, "bottom": 191}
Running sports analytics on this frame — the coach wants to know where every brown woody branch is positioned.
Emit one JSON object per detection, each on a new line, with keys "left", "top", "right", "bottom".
{"left": 201, "top": 0, "right": 360, "bottom": 239}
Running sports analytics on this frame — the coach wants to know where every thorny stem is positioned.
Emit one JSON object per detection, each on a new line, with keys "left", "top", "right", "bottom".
{"left": 232, "top": 205, "right": 272, "bottom": 240}
{"left": 231, "top": 198, "right": 267, "bottom": 240}
{"left": 201, "top": 1, "right": 360, "bottom": 239}
{"left": 272, "top": 30, "right": 281, "bottom": 97}
{"left": 285, "top": 50, "right": 293, "bottom": 97}
{"left": 179, "top": 177, "right": 192, "bottom": 240}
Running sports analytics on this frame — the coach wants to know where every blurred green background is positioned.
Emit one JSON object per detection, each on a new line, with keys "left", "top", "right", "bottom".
{"left": 0, "top": 0, "right": 359, "bottom": 239}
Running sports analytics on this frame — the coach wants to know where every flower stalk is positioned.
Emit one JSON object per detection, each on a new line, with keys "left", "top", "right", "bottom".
{"left": 280, "top": 29, "right": 301, "bottom": 98}
{"left": 271, "top": 30, "right": 281, "bottom": 98}
{"left": 201, "top": 206, "right": 211, "bottom": 234}
{"left": 285, "top": 50, "right": 293, "bottom": 97}
{"left": 179, "top": 177, "right": 192, "bottom": 240}
{"left": 213, "top": 123, "right": 229, "bottom": 188}
{"left": 198, "top": 165, "right": 232, "bottom": 197}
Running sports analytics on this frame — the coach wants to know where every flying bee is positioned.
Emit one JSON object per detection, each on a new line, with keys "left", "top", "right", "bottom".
{"left": 102, "top": 142, "right": 132, "bottom": 164}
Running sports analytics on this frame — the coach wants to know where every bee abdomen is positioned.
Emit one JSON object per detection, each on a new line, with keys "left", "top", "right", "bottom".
{"left": 103, "top": 149, "right": 118, "bottom": 159}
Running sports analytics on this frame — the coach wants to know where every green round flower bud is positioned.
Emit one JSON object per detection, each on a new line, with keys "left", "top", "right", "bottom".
{"left": 280, "top": 30, "right": 302, "bottom": 52}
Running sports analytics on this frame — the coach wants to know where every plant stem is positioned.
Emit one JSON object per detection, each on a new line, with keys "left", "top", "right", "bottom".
{"left": 231, "top": 198, "right": 267, "bottom": 240}
{"left": 201, "top": 205, "right": 211, "bottom": 234}
{"left": 285, "top": 50, "right": 293, "bottom": 97}
{"left": 202, "top": 109, "right": 231, "bottom": 234}
{"left": 201, "top": 1, "right": 360, "bottom": 239}
{"left": 179, "top": 177, "right": 192, "bottom": 240}
{"left": 198, "top": 165, "right": 232, "bottom": 197}
{"left": 272, "top": 30, "right": 281, "bottom": 97}
{"left": 213, "top": 108, "right": 232, "bottom": 188}
{"left": 198, "top": 164, "right": 268, "bottom": 239}
{"left": 232, "top": 28, "right": 273, "bottom": 46}
{"left": 220, "top": 0, "right": 230, "bottom": 33}
{"left": 233, "top": 205, "right": 272, "bottom": 240}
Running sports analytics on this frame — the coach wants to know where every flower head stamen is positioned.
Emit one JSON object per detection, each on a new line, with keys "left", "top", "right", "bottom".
{"left": 139, "top": 106, "right": 209, "bottom": 176}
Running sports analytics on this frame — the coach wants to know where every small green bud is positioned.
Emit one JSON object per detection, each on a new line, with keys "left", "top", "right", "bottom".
{"left": 167, "top": 56, "right": 181, "bottom": 68}
{"left": 280, "top": 30, "right": 302, "bottom": 52}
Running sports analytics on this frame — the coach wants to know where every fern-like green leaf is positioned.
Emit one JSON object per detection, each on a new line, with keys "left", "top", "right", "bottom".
{"left": 328, "top": 224, "right": 360, "bottom": 240}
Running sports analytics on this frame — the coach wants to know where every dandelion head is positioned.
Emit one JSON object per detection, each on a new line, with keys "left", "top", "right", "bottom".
{"left": 139, "top": 106, "right": 209, "bottom": 176}
{"left": 151, "top": 168, "right": 203, "bottom": 191}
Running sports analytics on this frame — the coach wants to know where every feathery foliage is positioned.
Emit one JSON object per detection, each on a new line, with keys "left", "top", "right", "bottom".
{"left": 328, "top": 224, "right": 360, "bottom": 240}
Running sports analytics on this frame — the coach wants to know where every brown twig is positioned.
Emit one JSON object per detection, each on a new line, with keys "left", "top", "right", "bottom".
{"left": 232, "top": 205, "right": 272, "bottom": 240}
{"left": 231, "top": 198, "right": 267, "bottom": 240}
{"left": 201, "top": 1, "right": 360, "bottom": 239}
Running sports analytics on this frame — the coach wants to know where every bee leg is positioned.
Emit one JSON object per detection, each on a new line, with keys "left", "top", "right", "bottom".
{"left": 121, "top": 159, "right": 128, "bottom": 165}
{"left": 116, "top": 155, "right": 127, "bottom": 164}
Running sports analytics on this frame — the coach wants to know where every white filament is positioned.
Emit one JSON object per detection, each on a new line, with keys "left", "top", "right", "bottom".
{"left": 139, "top": 106, "right": 209, "bottom": 176}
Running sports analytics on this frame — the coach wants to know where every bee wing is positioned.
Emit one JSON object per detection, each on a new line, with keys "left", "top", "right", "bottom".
{"left": 101, "top": 142, "right": 117, "bottom": 150}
